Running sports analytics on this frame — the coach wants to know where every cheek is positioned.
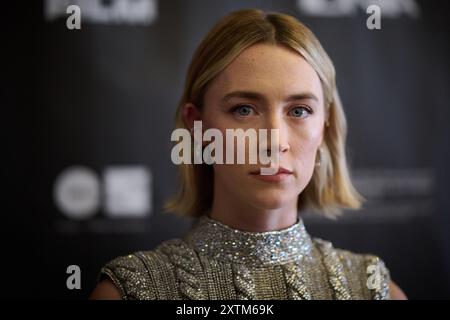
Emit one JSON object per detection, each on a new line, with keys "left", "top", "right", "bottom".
{"left": 289, "top": 126, "right": 323, "bottom": 160}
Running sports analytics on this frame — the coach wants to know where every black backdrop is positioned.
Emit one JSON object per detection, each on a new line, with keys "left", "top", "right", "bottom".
{"left": 3, "top": 0, "right": 450, "bottom": 299}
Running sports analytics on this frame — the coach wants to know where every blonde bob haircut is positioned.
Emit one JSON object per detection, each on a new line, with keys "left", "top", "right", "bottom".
{"left": 165, "top": 9, "right": 364, "bottom": 218}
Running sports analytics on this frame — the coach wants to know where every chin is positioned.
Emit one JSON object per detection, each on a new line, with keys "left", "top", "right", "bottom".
{"left": 250, "top": 192, "right": 295, "bottom": 210}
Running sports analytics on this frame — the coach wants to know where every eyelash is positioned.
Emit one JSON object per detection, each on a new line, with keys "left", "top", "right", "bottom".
{"left": 289, "top": 106, "right": 313, "bottom": 117}
{"left": 231, "top": 104, "right": 313, "bottom": 118}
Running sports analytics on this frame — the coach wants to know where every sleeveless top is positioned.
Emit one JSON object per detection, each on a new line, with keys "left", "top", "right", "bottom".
{"left": 99, "top": 215, "right": 391, "bottom": 300}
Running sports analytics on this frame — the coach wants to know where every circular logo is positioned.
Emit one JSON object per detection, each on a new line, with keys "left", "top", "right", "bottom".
{"left": 54, "top": 166, "right": 100, "bottom": 220}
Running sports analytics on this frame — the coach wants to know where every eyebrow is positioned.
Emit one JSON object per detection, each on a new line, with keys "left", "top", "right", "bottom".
{"left": 221, "top": 90, "right": 319, "bottom": 103}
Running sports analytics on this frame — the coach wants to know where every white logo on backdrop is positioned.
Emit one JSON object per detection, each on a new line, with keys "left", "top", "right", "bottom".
{"left": 297, "top": 0, "right": 420, "bottom": 18}
{"left": 104, "top": 166, "right": 152, "bottom": 218}
{"left": 45, "top": 0, "right": 158, "bottom": 25}
{"left": 54, "top": 165, "right": 152, "bottom": 220}
{"left": 54, "top": 166, "right": 100, "bottom": 220}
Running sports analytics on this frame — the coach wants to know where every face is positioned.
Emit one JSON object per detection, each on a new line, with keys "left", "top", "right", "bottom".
{"left": 186, "top": 43, "right": 326, "bottom": 211}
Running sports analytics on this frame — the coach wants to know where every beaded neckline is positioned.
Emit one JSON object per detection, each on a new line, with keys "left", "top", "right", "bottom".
{"left": 184, "top": 215, "right": 313, "bottom": 266}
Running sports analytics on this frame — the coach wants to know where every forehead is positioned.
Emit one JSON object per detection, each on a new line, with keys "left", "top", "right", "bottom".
{"left": 206, "top": 43, "right": 323, "bottom": 102}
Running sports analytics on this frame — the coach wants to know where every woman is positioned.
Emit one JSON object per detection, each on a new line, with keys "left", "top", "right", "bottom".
{"left": 90, "top": 9, "right": 406, "bottom": 300}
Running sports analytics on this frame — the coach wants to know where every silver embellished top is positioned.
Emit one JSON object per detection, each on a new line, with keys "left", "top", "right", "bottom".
{"left": 184, "top": 216, "right": 313, "bottom": 266}
{"left": 99, "top": 215, "right": 391, "bottom": 300}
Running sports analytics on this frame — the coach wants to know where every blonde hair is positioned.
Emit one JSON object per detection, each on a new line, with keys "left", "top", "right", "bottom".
{"left": 164, "top": 9, "right": 364, "bottom": 218}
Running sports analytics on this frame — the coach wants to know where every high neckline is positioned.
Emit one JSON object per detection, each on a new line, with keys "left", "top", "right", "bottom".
{"left": 184, "top": 215, "right": 313, "bottom": 266}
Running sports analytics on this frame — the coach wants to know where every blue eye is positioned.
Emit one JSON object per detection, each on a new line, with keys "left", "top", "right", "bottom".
{"left": 289, "top": 106, "right": 311, "bottom": 118}
{"left": 233, "top": 105, "right": 253, "bottom": 117}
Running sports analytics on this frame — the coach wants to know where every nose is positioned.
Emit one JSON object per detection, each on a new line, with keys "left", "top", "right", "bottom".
{"left": 262, "top": 112, "right": 290, "bottom": 156}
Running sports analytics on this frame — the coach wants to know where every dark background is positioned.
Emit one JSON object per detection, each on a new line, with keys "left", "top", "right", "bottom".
{"left": 3, "top": 0, "right": 450, "bottom": 299}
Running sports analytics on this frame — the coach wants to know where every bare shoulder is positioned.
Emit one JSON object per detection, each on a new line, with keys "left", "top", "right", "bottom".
{"left": 389, "top": 280, "right": 407, "bottom": 300}
{"left": 89, "top": 279, "right": 122, "bottom": 300}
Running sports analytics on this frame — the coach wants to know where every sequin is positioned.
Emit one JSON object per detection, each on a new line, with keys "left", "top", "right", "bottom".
{"left": 99, "top": 215, "right": 391, "bottom": 300}
{"left": 184, "top": 216, "right": 312, "bottom": 266}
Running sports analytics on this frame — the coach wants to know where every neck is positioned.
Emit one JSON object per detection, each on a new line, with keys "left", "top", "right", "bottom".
{"left": 185, "top": 214, "right": 311, "bottom": 266}
{"left": 209, "top": 179, "right": 298, "bottom": 232}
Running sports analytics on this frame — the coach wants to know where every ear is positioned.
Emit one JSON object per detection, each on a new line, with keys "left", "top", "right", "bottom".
{"left": 182, "top": 103, "right": 202, "bottom": 130}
